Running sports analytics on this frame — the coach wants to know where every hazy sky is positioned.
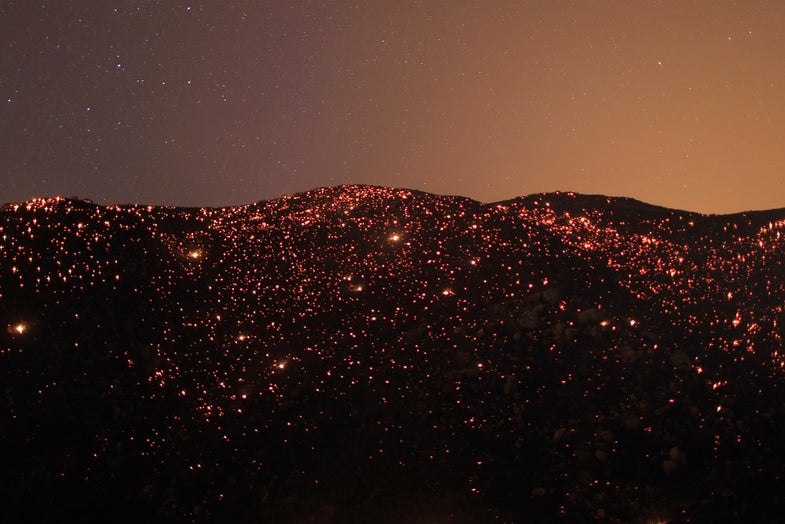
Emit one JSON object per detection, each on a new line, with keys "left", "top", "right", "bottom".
{"left": 3, "top": 1, "right": 785, "bottom": 213}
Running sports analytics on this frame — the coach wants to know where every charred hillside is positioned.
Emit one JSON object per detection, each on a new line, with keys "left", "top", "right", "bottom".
{"left": 2, "top": 186, "right": 785, "bottom": 522}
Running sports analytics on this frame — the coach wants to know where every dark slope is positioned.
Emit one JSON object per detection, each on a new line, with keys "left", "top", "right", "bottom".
{"left": 2, "top": 188, "right": 785, "bottom": 522}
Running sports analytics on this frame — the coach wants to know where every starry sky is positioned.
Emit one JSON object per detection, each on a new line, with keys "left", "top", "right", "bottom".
{"left": 3, "top": 1, "right": 785, "bottom": 213}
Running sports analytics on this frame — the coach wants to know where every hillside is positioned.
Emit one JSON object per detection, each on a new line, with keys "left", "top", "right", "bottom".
{"left": 2, "top": 186, "right": 785, "bottom": 522}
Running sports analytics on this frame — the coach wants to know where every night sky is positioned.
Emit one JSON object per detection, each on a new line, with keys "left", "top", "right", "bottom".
{"left": 3, "top": 1, "right": 785, "bottom": 214}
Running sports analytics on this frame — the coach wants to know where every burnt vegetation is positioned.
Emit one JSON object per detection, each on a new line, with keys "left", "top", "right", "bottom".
{"left": 2, "top": 186, "right": 785, "bottom": 522}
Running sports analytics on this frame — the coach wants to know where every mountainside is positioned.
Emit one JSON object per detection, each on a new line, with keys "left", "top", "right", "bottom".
{"left": 2, "top": 185, "right": 785, "bottom": 522}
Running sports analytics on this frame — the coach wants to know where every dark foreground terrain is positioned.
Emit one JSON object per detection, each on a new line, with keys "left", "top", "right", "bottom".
{"left": 2, "top": 185, "right": 785, "bottom": 522}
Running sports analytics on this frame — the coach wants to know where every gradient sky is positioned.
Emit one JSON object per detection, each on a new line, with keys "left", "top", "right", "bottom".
{"left": 3, "top": 1, "right": 785, "bottom": 213}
